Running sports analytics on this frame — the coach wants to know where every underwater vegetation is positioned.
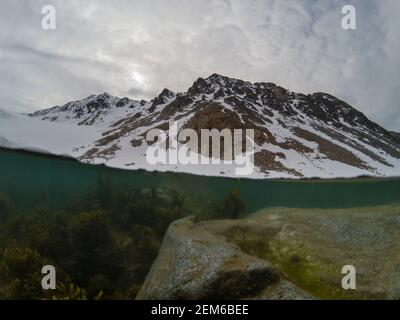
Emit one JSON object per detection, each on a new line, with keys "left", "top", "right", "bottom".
{"left": 0, "top": 180, "right": 245, "bottom": 300}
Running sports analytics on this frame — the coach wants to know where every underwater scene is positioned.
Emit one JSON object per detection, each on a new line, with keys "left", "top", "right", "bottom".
{"left": 1, "top": 147, "right": 399, "bottom": 300}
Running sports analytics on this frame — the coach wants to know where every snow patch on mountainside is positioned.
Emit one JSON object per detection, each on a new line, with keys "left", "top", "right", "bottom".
{"left": 2, "top": 74, "right": 400, "bottom": 179}
{"left": 0, "top": 136, "right": 13, "bottom": 148}
{"left": 0, "top": 107, "right": 101, "bottom": 157}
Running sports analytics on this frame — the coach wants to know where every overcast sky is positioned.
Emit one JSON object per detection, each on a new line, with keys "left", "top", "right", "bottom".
{"left": 0, "top": 0, "right": 399, "bottom": 130}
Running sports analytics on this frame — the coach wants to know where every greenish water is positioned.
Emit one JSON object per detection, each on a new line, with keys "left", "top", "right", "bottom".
{"left": 1, "top": 147, "right": 399, "bottom": 213}
{"left": 1, "top": 147, "right": 400, "bottom": 300}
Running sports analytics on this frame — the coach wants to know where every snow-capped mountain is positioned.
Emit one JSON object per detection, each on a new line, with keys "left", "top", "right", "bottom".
{"left": 2, "top": 74, "right": 400, "bottom": 179}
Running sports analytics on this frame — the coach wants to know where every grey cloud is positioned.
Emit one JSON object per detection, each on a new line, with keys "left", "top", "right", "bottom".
{"left": 0, "top": 0, "right": 399, "bottom": 130}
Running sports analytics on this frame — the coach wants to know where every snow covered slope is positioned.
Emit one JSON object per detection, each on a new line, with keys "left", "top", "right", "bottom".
{"left": 0, "top": 107, "right": 101, "bottom": 156}
{"left": 2, "top": 74, "right": 399, "bottom": 179}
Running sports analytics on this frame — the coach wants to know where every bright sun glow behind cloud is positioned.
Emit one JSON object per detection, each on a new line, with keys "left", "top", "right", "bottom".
{"left": 130, "top": 70, "right": 146, "bottom": 86}
{"left": 0, "top": 0, "right": 399, "bottom": 130}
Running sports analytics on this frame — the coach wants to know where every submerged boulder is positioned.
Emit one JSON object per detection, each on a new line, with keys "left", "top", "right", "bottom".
{"left": 138, "top": 204, "right": 400, "bottom": 300}
{"left": 136, "top": 216, "right": 311, "bottom": 300}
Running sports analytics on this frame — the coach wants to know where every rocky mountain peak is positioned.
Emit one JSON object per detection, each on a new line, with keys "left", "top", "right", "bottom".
{"left": 25, "top": 74, "right": 400, "bottom": 179}
{"left": 187, "top": 74, "right": 246, "bottom": 96}
{"left": 97, "top": 92, "right": 112, "bottom": 99}
{"left": 205, "top": 73, "right": 232, "bottom": 85}
{"left": 149, "top": 88, "right": 176, "bottom": 112}
{"left": 187, "top": 77, "right": 211, "bottom": 96}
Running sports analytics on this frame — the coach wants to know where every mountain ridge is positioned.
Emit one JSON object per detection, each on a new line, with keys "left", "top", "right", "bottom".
{"left": 4, "top": 73, "right": 399, "bottom": 178}
{"left": 30, "top": 73, "right": 390, "bottom": 135}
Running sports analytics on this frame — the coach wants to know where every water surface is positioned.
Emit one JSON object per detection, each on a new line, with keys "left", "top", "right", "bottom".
{"left": 1, "top": 147, "right": 399, "bottom": 213}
